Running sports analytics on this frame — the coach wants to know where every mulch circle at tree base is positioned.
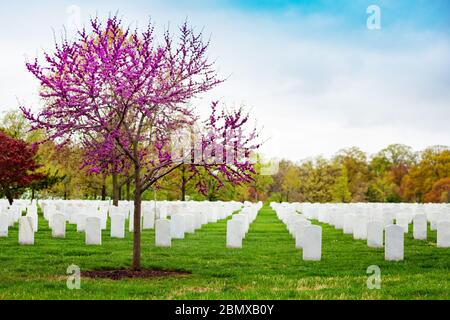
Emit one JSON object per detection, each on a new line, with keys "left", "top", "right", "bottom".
{"left": 81, "top": 268, "right": 191, "bottom": 280}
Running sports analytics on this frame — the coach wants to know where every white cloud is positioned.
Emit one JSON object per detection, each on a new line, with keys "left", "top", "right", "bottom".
{"left": 1, "top": 1, "right": 448, "bottom": 160}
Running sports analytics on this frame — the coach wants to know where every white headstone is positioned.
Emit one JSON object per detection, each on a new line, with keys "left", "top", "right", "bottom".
{"left": 51, "top": 213, "right": 66, "bottom": 238}
{"left": 201, "top": 211, "right": 208, "bottom": 225}
{"left": 194, "top": 213, "right": 203, "bottom": 230}
{"left": 28, "top": 213, "right": 38, "bottom": 232}
{"left": 302, "top": 225, "right": 322, "bottom": 261}
{"left": 99, "top": 210, "right": 107, "bottom": 230}
{"left": 48, "top": 211, "right": 55, "bottom": 229}
{"left": 226, "top": 219, "right": 243, "bottom": 248}
{"left": 290, "top": 214, "right": 306, "bottom": 234}
{"left": 343, "top": 214, "right": 354, "bottom": 234}
{"left": 159, "top": 206, "right": 168, "bottom": 220}
{"left": 128, "top": 209, "right": 144, "bottom": 232}
{"left": 413, "top": 214, "right": 427, "bottom": 240}
{"left": 128, "top": 208, "right": 134, "bottom": 232}
{"left": 155, "top": 219, "right": 171, "bottom": 247}
{"left": 396, "top": 217, "right": 409, "bottom": 233}
{"left": 335, "top": 213, "right": 344, "bottom": 230}
{"left": 437, "top": 221, "right": 450, "bottom": 248}
{"left": 286, "top": 214, "right": 298, "bottom": 235}
{"left": 385, "top": 225, "right": 404, "bottom": 261}
{"left": 0, "top": 212, "right": 9, "bottom": 237}
{"left": 367, "top": 221, "right": 383, "bottom": 248}
{"left": 184, "top": 214, "right": 195, "bottom": 234}
{"left": 85, "top": 217, "right": 102, "bottom": 245}
{"left": 19, "top": 216, "right": 34, "bottom": 245}
{"left": 294, "top": 220, "right": 311, "bottom": 249}
{"left": 142, "top": 210, "right": 155, "bottom": 230}
{"left": 110, "top": 214, "right": 125, "bottom": 238}
{"left": 430, "top": 220, "right": 437, "bottom": 231}
{"left": 383, "top": 215, "right": 394, "bottom": 227}
{"left": 8, "top": 210, "right": 15, "bottom": 227}
{"left": 233, "top": 214, "right": 248, "bottom": 238}
{"left": 353, "top": 215, "right": 367, "bottom": 240}
{"left": 76, "top": 214, "right": 87, "bottom": 232}
{"left": 170, "top": 214, "right": 185, "bottom": 239}
{"left": 209, "top": 208, "right": 218, "bottom": 223}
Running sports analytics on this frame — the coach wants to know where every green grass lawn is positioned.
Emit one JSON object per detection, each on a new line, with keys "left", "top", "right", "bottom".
{"left": 0, "top": 205, "right": 449, "bottom": 299}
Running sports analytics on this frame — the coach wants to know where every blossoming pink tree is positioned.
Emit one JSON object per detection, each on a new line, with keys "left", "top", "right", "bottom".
{"left": 82, "top": 133, "right": 133, "bottom": 205}
{"left": 22, "top": 16, "right": 259, "bottom": 269}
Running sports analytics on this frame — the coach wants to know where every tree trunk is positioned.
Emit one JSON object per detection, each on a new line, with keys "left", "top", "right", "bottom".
{"left": 101, "top": 176, "right": 106, "bottom": 201}
{"left": 132, "top": 166, "right": 142, "bottom": 270}
{"left": 181, "top": 184, "right": 186, "bottom": 201}
{"left": 64, "top": 182, "right": 69, "bottom": 200}
{"left": 31, "top": 188, "right": 35, "bottom": 201}
{"left": 6, "top": 190, "right": 13, "bottom": 205}
{"left": 126, "top": 180, "right": 131, "bottom": 201}
{"left": 181, "top": 177, "right": 186, "bottom": 201}
{"left": 181, "top": 166, "right": 186, "bottom": 201}
{"left": 112, "top": 173, "right": 119, "bottom": 206}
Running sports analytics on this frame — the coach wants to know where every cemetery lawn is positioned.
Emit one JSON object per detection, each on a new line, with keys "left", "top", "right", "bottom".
{"left": 0, "top": 206, "right": 449, "bottom": 300}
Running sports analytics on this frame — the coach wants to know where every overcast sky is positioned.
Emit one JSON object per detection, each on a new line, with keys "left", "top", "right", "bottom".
{"left": 1, "top": 0, "right": 449, "bottom": 161}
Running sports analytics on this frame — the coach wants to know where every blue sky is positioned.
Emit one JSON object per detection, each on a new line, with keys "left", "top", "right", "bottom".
{"left": 1, "top": 1, "right": 449, "bottom": 160}
{"left": 226, "top": 0, "right": 450, "bottom": 27}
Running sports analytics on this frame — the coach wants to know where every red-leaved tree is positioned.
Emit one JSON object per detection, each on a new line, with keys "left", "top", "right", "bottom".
{"left": 424, "top": 177, "right": 450, "bottom": 203}
{"left": 22, "top": 16, "right": 259, "bottom": 269}
{"left": 0, "top": 131, "right": 43, "bottom": 205}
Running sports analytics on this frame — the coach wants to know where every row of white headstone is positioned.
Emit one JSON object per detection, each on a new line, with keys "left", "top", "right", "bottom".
{"left": 272, "top": 202, "right": 450, "bottom": 261}
{"left": 271, "top": 204, "right": 322, "bottom": 261}
{"left": 0, "top": 199, "right": 247, "bottom": 246}
{"left": 305, "top": 203, "right": 450, "bottom": 249}
{"left": 0, "top": 201, "right": 39, "bottom": 245}
{"left": 154, "top": 201, "right": 247, "bottom": 247}
{"left": 226, "top": 203, "right": 262, "bottom": 248}
{"left": 297, "top": 202, "right": 450, "bottom": 234}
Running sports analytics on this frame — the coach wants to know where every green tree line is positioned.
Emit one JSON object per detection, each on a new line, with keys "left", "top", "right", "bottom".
{"left": 1, "top": 110, "right": 448, "bottom": 203}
